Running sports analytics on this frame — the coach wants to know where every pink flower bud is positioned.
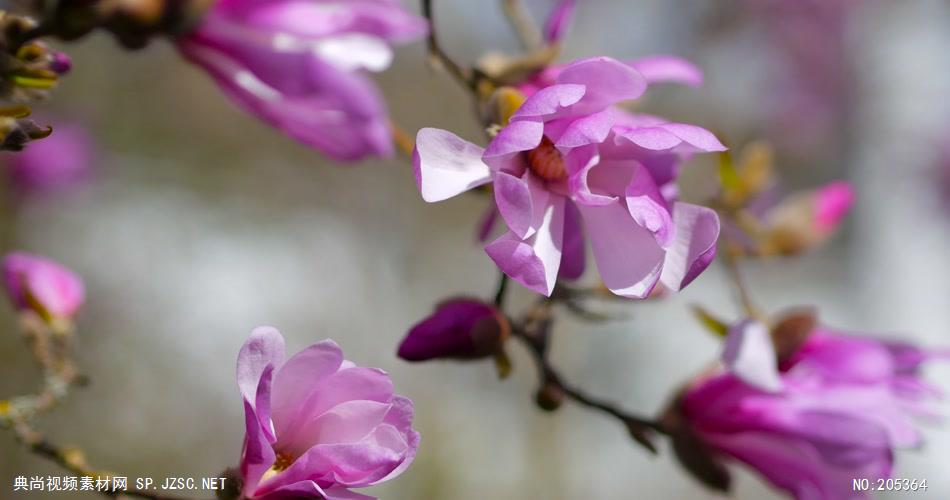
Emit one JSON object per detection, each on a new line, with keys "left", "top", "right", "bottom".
{"left": 1, "top": 252, "right": 85, "bottom": 320}
{"left": 812, "top": 181, "right": 854, "bottom": 234}
{"left": 398, "top": 298, "right": 508, "bottom": 362}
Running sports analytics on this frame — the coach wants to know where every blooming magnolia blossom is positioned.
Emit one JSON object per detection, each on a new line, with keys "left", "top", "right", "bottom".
{"left": 5, "top": 119, "right": 94, "bottom": 192}
{"left": 415, "top": 57, "right": 724, "bottom": 297}
{"left": 398, "top": 298, "right": 507, "bottom": 362}
{"left": 178, "top": 0, "right": 427, "bottom": 161}
{"left": 237, "top": 327, "right": 419, "bottom": 500}
{"left": 681, "top": 321, "right": 946, "bottom": 499}
{"left": 1, "top": 251, "right": 84, "bottom": 320}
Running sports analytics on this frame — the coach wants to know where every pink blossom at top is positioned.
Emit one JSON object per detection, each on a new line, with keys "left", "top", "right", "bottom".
{"left": 681, "top": 321, "right": 946, "bottom": 500}
{"left": 177, "top": 0, "right": 427, "bottom": 162}
{"left": 415, "top": 57, "right": 724, "bottom": 298}
{"left": 1, "top": 252, "right": 85, "bottom": 320}
{"left": 5, "top": 120, "right": 94, "bottom": 193}
{"left": 237, "top": 327, "right": 419, "bottom": 500}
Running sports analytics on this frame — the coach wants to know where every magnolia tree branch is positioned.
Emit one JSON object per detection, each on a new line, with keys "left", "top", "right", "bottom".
{"left": 0, "top": 313, "right": 205, "bottom": 500}
{"left": 421, "top": 0, "right": 475, "bottom": 90}
{"left": 493, "top": 275, "right": 666, "bottom": 454}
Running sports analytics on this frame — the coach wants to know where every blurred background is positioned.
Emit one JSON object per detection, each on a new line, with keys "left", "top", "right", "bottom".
{"left": 2, "top": 0, "right": 950, "bottom": 498}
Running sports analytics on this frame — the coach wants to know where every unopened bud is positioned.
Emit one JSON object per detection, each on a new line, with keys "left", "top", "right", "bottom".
{"left": 398, "top": 298, "right": 509, "bottom": 362}
{"left": 535, "top": 382, "right": 564, "bottom": 411}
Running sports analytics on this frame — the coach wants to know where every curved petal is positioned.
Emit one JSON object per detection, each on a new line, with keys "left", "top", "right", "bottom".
{"left": 628, "top": 56, "right": 704, "bottom": 87}
{"left": 509, "top": 85, "right": 586, "bottom": 120}
{"left": 270, "top": 426, "right": 411, "bottom": 490}
{"left": 723, "top": 320, "right": 784, "bottom": 393}
{"left": 485, "top": 196, "right": 566, "bottom": 296}
{"left": 270, "top": 340, "right": 345, "bottom": 436}
{"left": 555, "top": 57, "right": 647, "bottom": 113}
{"left": 626, "top": 164, "right": 674, "bottom": 247}
{"left": 241, "top": 399, "right": 277, "bottom": 499}
{"left": 214, "top": 0, "right": 428, "bottom": 43}
{"left": 700, "top": 429, "right": 891, "bottom": 500}
{"left": 179, "top": 42, "right": 393, "bottom": 161}
{"left": 552, "top": 108, "right": 618, "bottom": 148}
{"left": 483, "top": 119, "right": 545, "bottom": 172}
{"left": 282, "top": 400, "right": 394, "bottom": 457}
{"left": 558, "top": 201, "right": 586, "bottom": 280}
{"left": 238, "top": 326, "right": 286, "bottom": 406}
{"left": 577, "top": 201, "right": 664, "bottom": 298}
{"left": 493, "top": 170, "right": 550, "bottom": 239}
{"left": 413, "top": 128, "right": 490, "bottom": 202}
{"left": 566, "top": 146, "right": 618, "bottom": 206}
{"left": 659, "top": 202, "right": 719, "bottom": 291}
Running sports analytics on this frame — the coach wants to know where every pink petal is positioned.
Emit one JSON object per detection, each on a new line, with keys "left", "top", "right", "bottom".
{"left": 628, "top": 55, "right": 704, "bottom": 87}
{"left": 493, "top": 170, "right": 550, "bottom": 239}
{"left": 485, "top": 196, "right": 566, "bottom": 296}
{"left": 552, "top": 107, "right": 618, "bottom": 148}
{"left": 722, "top": 320, "right": 784, "bottom": 393}
{"left": 558, "top": 201, "right": 586, "bottom": 280}
{"left": 284, "top": 400, "right": 393, "bottom": 457}
{"left": 577, "top": 200, "right": 664, "bottom": 298}
{"left": 270, "top": 340, "right": 345, "bottom": 436}
{"left": 241, "top": 399, "right": 277, "bottom": 499}
{"left": 625, "top": 163, "right": 674, "bottom": 247}
{"left": 555, "top": 57, "right": 648, "bottom": 113}
{"left": 413, "top": 128, "right": 490, "bottom": 202}
{"left": 509, "top": 85, "right": 586, "bottom": 119}
{"left": 659, "top": 202, "right": 719, "bottom": 291}
{"left": 237, "top": 326, "right": 286, "bottom": 406}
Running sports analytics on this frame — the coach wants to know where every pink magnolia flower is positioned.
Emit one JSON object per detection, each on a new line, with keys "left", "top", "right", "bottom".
{"left": 1, "top": 251, "right": 84, "bottom": 320}
{"left": 680, "top": 321, "right": 945, "bottom": 499}
{"left": 415, "top": 57, "right": 724, "bottom": 297}
{"left": 543, "top": 0, "right": 577, "bottom": 44}
{"left": 237, "top": 327, "right": 420, "bottom": 500}
{"left": 398, "top": 298, "right": 507, "bottom": 362}
{"left": 178, "top": 0, "right": 427, "bottom": 161}
{"left": 5, "top": 120, "right": 94, "bottom": 192}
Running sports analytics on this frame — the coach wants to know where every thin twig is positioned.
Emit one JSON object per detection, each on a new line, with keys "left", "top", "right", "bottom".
{"left": 493, "top": 273, "right": 510, "bottom": 307}
{"left": 1, "top": 313, "right": 206, "bottom": 500}
{"left": 421, "top": 0, "right": 475, "bottom": 90}
{"left": 510, "top": 304, "right": 666, "bottom": 454}
{"left": 390, "top": 121, "right": 415, "bottom": 160}
{"left": 721, "top": 244, "right": 763, "bottom": 320}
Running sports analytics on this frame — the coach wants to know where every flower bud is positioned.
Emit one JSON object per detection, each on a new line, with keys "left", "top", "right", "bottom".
{"left": 534, "top": 381, "right": 564, "bottom": 411}
{"left": 759, "top": 181, "right": 854, "bottom": 256}
{"left": 398, "top": 298, "right": 509, "bottom": 362}
{"left": 1, "top": 251, "right": 85, "bottom": 322}
{"left": 0, "top": 114, "right": 51, "bottom": 151}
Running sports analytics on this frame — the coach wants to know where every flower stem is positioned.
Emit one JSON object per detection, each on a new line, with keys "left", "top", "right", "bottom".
{"left": 510, "top": 301, "right": 666, "bottom": 454}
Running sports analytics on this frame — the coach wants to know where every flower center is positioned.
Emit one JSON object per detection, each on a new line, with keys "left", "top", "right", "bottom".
{"left": 526, "top": 136, "right": 567, "bottom": 181}
{"left": 260, "top": 452, "right": 295, "bottom": 483}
